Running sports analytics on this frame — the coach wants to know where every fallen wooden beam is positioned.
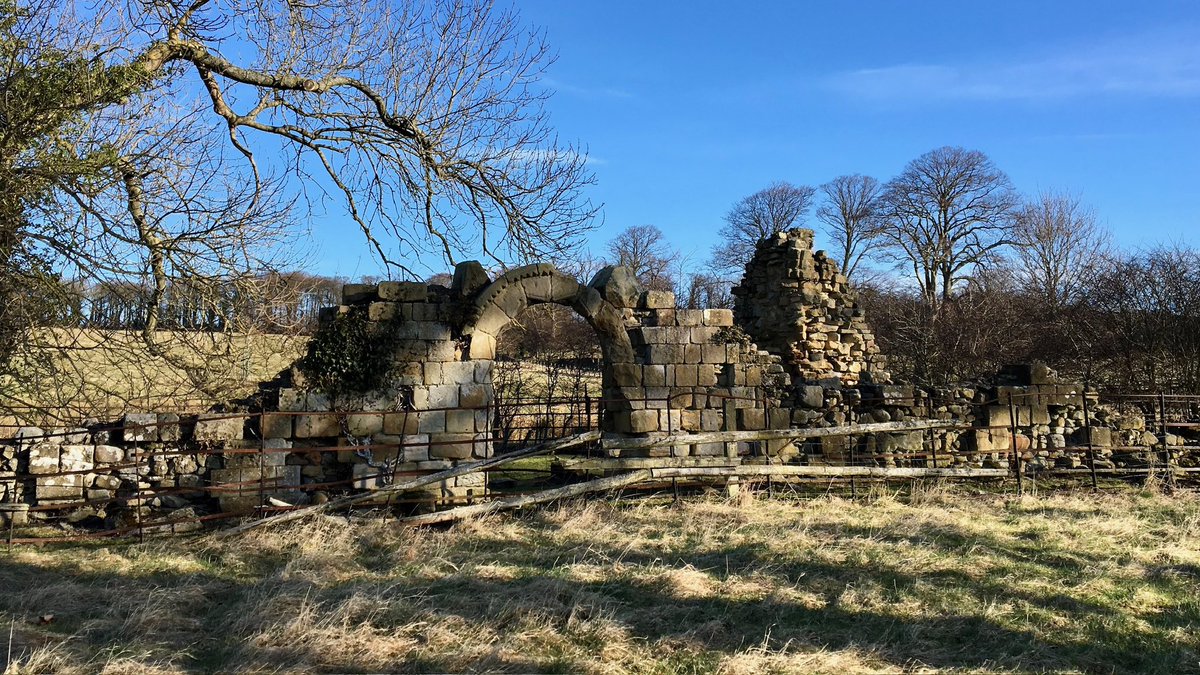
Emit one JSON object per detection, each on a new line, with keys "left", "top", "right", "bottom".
{"left": 650, "top": 466, "right": 1010, "bottom": 479}
{"left": 556, "top": 456, "right": 743, "bottom": 471}
{"left": 218, "top": 430, "right": 601, "bottom": 537}
{"left": 600, "top": 419, "right": 964, "bottom": 452}
{"left": 399, "top": 469, "right": 652, "bottom": 527}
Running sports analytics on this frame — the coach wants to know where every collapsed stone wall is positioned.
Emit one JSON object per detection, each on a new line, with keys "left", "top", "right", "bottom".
{"left": 734, "top": 229, "right": 889, "bottom": 388}
{"left": 4, "top": 230, "right": 1200, "bottom": 529}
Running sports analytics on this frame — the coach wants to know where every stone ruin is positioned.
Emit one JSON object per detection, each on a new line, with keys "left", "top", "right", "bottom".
{"left": 734, "top": 229, "right": 888, "bottom": 388}
{"left": 2, "top": 229, "right": 1198, "bottom": 527}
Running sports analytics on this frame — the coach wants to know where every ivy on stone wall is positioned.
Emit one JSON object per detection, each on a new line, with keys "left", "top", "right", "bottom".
{"left": 296, "top": 308, "right": 404, "bottom": 398}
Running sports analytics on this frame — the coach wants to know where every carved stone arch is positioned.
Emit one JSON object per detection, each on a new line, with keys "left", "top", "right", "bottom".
{"left": 461, "top": 263, "right": 635, "bottom": 366}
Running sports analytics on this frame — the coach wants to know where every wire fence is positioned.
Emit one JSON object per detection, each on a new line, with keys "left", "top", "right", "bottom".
{"left": 0, "top": 388, "right": 1197, "bottom": 545}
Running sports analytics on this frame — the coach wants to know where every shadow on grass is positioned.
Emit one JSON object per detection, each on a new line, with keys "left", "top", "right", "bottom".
{"left": 0, "top": 511, "right": 1196, "bottom": 673}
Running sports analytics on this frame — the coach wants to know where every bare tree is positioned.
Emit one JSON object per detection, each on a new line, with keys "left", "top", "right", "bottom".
{"left": 1085, "top": 245, "right": 1200, "bottom": 391}
{"left": 606, "top": 224, "right": 679, "bottom": 292}
{"left": 1, "top": 0, "right": 597, "bottom": 417}
{"left": 711, "top": 181, "right": 816, "bottom": 277}
{"left": 879, "top": 147, "right": 1019, "bottom": 309}
{"left": 1012, "top": 190, "right": 1109, "bottom": 309}
{"left": 682, "top": 272, "right": 733, "bottom": 309}
{"left": 816, "top": 174, "right": 884, "bottom": 279}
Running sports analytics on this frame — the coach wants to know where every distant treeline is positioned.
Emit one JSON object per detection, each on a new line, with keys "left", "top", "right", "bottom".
{"left": 36, "top": 272, "right": 347, "bottom": 334}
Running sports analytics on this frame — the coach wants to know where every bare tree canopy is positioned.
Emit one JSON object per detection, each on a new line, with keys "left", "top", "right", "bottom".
{"left": 0, "top": 0, "right": 596, "bottom": 413}
{"left": 682, "top": 272, "right": 733, "bottom": 309}
{"left": 879, "top": 147, "right": 1019, "bottom": 307}
{"left": 711, "top": 181, "right": 815, "bottom": 277}
{"left": 606, "top": 224, "right": 679, "bottom": 292}
{"left": 1012, "top": 190, "right": 1109, "bottom": 309}
{"left": 816, "top": 174, "right": 884, "bottom": 279}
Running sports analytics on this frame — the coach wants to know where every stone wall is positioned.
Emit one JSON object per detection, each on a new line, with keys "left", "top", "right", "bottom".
{"left": 3, "top": 230, "right": 1200, "bottom": 529}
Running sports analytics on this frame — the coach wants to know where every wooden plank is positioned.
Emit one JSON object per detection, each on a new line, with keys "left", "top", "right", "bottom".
{"left": 219, "top": 430, "right": 601, "bottom": 537}
{"left": 399, "top": 469, "right": 653, "bottom": 527}
{"left": 600, "top": 419, "right": 964, "bottom": 452}
{"left": 650, "top": 466, "right": 1010, "bottom": 479}
{"left": 556, "top": 456, "right": 742, "bottom": 471}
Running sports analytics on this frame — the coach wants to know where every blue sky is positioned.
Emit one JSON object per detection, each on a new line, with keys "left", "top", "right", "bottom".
{"left": 316, "top": 0, "right": 1200, "bottom": 278}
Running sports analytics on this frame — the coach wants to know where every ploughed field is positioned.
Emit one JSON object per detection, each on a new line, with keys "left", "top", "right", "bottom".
{"left": 2, "top": 485, "right": 1198, "bottom": 674}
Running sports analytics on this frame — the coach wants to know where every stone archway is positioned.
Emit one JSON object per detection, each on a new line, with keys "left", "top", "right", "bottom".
{"left": 461, "top": 263, "right": 634, "bottom": 365}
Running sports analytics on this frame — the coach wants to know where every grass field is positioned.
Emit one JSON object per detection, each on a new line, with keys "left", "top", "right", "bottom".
{"left": 1, "top": 484, "right": 1197, "bottom": 674}
{"left": 1, "top": 329, "right": 308, "bottom": 421}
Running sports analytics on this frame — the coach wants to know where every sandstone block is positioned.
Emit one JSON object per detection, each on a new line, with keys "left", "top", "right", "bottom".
{"left": 383, "top": 412, "right": 420, "bottom": 435}
{"left": 346, "top": 413, "right": 383, "bottom": 437}
{"left": 459, "top": 384, "right": 490, "bottom": 409}
{"left": 629, "top": 410, "right": 659, "bottom": 433}
{"left": 589, "top": 266, "right": 643, "bottom": 308}
{"left": 418, "top": 411, "right": 446, "bottom": 434}
{"left": 426, "top": 385, "right": 460, "bottom": 409}
{"left": 640, "top": 290, "right": 675, "bottom": 309}
{"left": 27, "top": 443, "right": 60, "bottom": 475}
{"left": 122, "top": 413, "right": 158, "bottom": 442}
{"left": 1075, "top": 426, "right": 1112, "bottom": 447}
{"left": 261, "top": 413, "right": 293, "bottom": 439}
{"left": 445, "top": 409, "right": 476, "bottom": 434}
{"left": 377, "top": 281, "right": 428, "bottom": 302}
{"left": 157, "top": 413, "right": 181, "bottom": 442}
{"left": 341, "top": 283, "right": 377, "bottom": 304}
{"left": 647, "top": 344, "right": 682, "bottom": 364}
{"left": 798, "top": 385, "right": 824, "bottom": 408}
{"left": 36, "top": 473, "right": 82, "bottom": 501}
{"left": 737, "top": 409, "right": 765, "bottom": 431}
{"left": 92, "top": 474, "right": 122, "bottom": 490}
{"left": 429, "top": 433, "right": 479, "bottom": 459}
{"left": 701, "top": 344, "right": 726, "bottom": 363}
{"left": 278, "top": 388, "right": 306, "bottom": 412}
{"left": 56, "top": 445, "right": 91, "bottom": 473}
{"left": 368, "top": 301, "right": 398, "bottom": 321}
{"left": 294, "top": 414, "right": 340, "bottom": 438}
{"left": 676, "top": 366, "right": 699, "bottom": 387}
{"left": 441, "top": 361, "right": 476, "bottom": 384}
{"left": 701, "top": 409, "right": 723, "bottom": 432}
{"left": 452, "top": 261, "right": 490, "bottom": 297}
{"left": 703, "top": 309, "right": 734, "bottom": 327}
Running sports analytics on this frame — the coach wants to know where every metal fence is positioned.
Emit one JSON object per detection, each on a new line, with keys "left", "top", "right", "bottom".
{"left": 0, "top": 389, "right": 1197, "bottom": 545}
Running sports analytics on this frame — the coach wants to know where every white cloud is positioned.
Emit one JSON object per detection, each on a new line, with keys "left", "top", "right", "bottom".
{"left": 827, "top": 29, "right": 1200, "bottom": 102}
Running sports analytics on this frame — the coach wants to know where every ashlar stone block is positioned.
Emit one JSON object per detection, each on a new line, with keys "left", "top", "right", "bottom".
{"left": 194, "top": 414, "right": 245, "bottom": 441}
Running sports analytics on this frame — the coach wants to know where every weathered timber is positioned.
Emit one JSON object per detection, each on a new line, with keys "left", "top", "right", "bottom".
{"left": 600, "top": 419, "right": 963, "bottom": 451}
{"left": 219, "top": 430, "right": 601, "bottom": 537}
{"left": 556, "top": 456, "right": 743, "bottom": 472}
{"left": 650, "top": 466, "right": 1010, "bottom": 479}
{"left": 399, "top": 469, "right": 653, "bottom": 527}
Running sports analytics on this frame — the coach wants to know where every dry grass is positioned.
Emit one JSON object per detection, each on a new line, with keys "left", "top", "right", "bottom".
{"left": 1, "top": 486, "right": 1198, "bottom": 673}
{"left": 1, "top": 328, "right": 307, "bottom": 420}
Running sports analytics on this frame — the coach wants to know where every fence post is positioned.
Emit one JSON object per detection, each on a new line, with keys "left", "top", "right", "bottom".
{"left": 667, "top": 394, "right": 679, "bottom": 502}
{"left": 1009, "top": 396, "right": 1022, "bottom": 496}
{"left": 258, "top": 405, "right": 267, "bottom": 518}
{"left": 1081, "top": 386, "right": 1099, "bottom": 491}
{"left": 584, "top": 394, "right": 592, "bottom": 459}
{"left": 133, "top": 431, "right": 144, "bottom": 544}
{"left": 1159, "top": 391, "right": 1173, "bottom": 489}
